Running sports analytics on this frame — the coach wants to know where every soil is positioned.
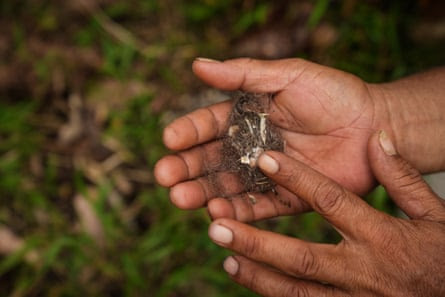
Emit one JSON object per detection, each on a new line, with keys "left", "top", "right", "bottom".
{"left": 221, "top": 92, "right": 284, "bottom": 194}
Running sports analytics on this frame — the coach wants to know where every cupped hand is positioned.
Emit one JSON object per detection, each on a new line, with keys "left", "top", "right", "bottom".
{"left": 155, "top": 58, "right": 388, "bottom": 221}
{"left": 208, "top": 131, "right": 445, "bottom": 297}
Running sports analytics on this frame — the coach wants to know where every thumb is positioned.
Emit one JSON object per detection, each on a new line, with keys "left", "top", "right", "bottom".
{"left": 192, "top": 57, "right": 310, "bottom": 92}
{"left": 368, "top": 130, "right": 445, "bottom": 221}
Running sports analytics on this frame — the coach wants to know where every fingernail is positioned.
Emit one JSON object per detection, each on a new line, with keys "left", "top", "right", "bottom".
{"left": 209, "top": 223, "right": 233, "bottom": 244}
{"left": 162, "top": 126, "right": 179, "bottom": 149}
{"left": 379, "top": 130, "right": 397, "bottom": 156}
{"left": 258, "top": 153, "right": 279, "bottom": 174}
{"left": 195, "top": 57, "right": 220, "bottom": 63}
{"left": 223, "top": 256, "right": 239, "bottom": 275}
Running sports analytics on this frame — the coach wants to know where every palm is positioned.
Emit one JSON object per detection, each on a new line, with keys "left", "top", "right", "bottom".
{"left": 155, "top": 58, "right": 379, "bottom": 221}
{"left": 271, "top": 66, "right": 376, "bottom": 195}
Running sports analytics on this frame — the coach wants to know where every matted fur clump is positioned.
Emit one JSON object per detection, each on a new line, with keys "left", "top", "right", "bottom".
{"left": 221, "top": 92, "right": 284, "bottom": 193}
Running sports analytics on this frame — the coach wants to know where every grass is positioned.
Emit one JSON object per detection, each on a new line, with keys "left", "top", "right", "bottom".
{"left": 0, "top": 0, "right": 443, "bottom": 296}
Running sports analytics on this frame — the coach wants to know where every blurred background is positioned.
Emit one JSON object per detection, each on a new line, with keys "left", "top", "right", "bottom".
{"left": 0, "top": 0, "right": 444, "bottom": 296}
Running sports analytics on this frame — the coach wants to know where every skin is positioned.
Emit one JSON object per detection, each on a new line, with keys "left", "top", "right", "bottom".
{"left": 154, "top": 58, "right": 445, "bottom": 221}
{"left": 154, "top": 58, "right": 445, "bottom": 296}
{"left": 208, "top": 131, "right": 445, "bottom": 297}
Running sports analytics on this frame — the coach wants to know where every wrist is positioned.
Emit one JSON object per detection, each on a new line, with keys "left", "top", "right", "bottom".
{"left": 367, "top": 79, "right": 445, "bottom": 173}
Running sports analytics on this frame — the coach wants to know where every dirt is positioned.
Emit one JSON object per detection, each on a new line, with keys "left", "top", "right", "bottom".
{"left": 221, "top": 92, "right": 284, "bottom": 195}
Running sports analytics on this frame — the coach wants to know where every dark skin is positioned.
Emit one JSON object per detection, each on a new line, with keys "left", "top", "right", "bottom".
{"left": 155, "top": 58, "right": 445, "bottom": 221}
{"left": 154, "top": 58, "right": 445, "bottom": 296}
{"left": 209, "top": 131, "right": 445, "bottom": 296}
{"left": 156, "top": 58, "right": 380, "bottom": 221}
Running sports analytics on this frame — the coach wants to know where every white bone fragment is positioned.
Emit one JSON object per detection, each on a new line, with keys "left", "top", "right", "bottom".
{"left": 241, "top": 155, "right": 250, "bottom": 165}
{"left": 248, "top": 147, "right": 264, "bottom": 168}
{"left": 244, "top": 118, "right": 254, "bottom": 135}
{"left": 259, "top": 113, "right": 268, "bottom": 144}
{"left": 247, "top": 193, "right": 257, "bottom": 204}
{"left": 228, "top": 125, "right": 239, "bottom": 137}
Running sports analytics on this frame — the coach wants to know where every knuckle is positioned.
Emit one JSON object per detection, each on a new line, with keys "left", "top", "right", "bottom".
{"left": 245, "top": 268, "right": 260, "bottom": 291}
{"left": 292, "top": 247, "right": 318, "bottom": 277}
{"left": 283, "top": 170, "right": 300, "bottom": 189}
{"left": 241, "top": 233, "right": 262, "bottom": 258}
{"left": 393, "top": 159, "right": 424, "bottom": 191}
{"left": 407, "top": 197, "right": 441, "bottom": 221}
{"left": 377, "top": 231, "right": 396, "bottom": 252}
{"left": 312, "top": 182, "right": 347, "bottom": 216}
{"left": 233, "top": 57, "right": 255, "bottom": 69}
{"left": 184, "top": 115, "right": 200, "bottom": 143}
{"left": 204, "top": 106, "right": 220, "bottom": 136}
{"left": 288, "top": 57, "right": 306, "bottom": 69}
{"left": 283, "top": 283, "right": 310, "bottom": 297}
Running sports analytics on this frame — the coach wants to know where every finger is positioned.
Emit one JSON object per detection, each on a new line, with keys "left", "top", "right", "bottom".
{"left": 208, "top": 187, "right": 310, "bottom": 222}
{"left": 169, "top": 172, "right": 243, "bottom": 209}
{"left": 192, "top": 57, "right": 311, "bottom": 93}
{"left": 209, "top": 219, "right": 345, "bottom": 284}
{"left": 163, "top": 100, "right": 231, "bottom": 151}
{"left": 257, "top": 151, "right": 384, "bottom": 239}
{"left": 368, "top": 130, "right": 445, "bottom": 221}
{"left": 154, "top": 141, "right": 222, "bottom": 187}
{"left": 223, "top": 256, "right": 344, "bottom": 297}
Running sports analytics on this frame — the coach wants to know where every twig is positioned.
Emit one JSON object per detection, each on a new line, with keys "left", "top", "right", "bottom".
{"left": 78, "top": 0, "right": 165, "bottom": 59}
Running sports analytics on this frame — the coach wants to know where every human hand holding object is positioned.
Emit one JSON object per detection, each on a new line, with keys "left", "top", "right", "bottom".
{"left": 208, "top": 131, "right": 445, "bottom": 297}
{"left": 154, "top": 58, "right": 445, "bottom": 222}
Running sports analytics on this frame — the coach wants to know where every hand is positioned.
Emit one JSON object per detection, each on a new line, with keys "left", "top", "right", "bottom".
{"left": 208, "top": 131, "right": 445, "bottom": 297}
{"left": 154, "top": 58, "right": 389, "bottom": 221}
